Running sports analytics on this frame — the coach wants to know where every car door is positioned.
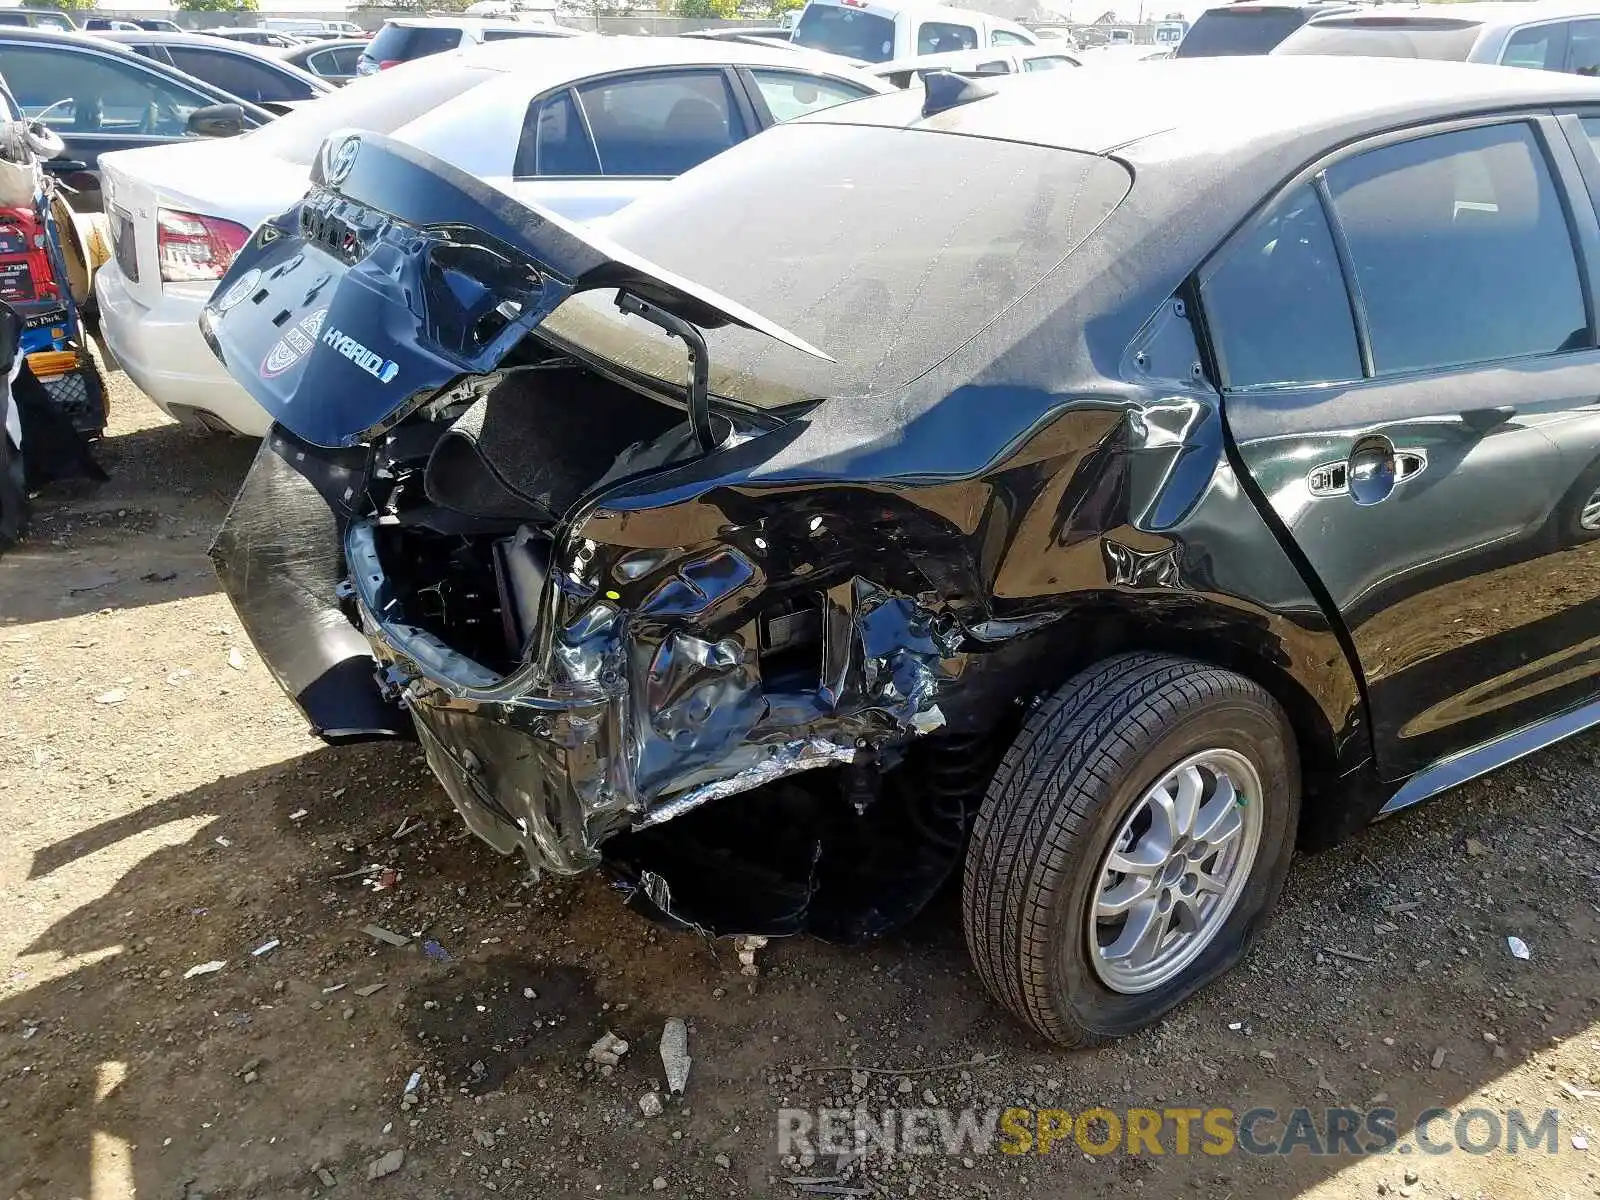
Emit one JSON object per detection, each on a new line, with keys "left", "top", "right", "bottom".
{"left": 0, "top": 39, "right": 243, "bottom": 210}
{"left": 502, "top": 67, "right": 755, "bottom": 222}
{"left": 1204, "top": 116, "right": 1600, "bottom": 782}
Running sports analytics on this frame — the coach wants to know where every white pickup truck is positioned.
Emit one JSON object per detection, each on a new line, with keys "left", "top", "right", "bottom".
{"left": 788, "top": 0, "right": 1038, "bottom": 64}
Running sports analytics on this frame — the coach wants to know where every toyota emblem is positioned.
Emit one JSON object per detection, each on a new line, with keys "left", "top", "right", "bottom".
{"left": 325, "top": 137, "right": 360, "bottom": 186}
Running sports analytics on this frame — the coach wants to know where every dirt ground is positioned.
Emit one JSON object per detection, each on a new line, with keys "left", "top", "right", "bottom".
{"left": 5, "top": 363, "right": 1600, "bottom": 1200}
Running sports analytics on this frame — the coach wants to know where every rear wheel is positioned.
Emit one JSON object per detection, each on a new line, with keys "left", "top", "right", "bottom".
{"left": 0, "top": 425, "right": 26, "bottom": 550}
{"left": 962, "top": 652, "right": 1299, "bottom": 1046}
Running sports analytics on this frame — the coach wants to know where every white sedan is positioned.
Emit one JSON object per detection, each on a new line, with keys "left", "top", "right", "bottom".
{"left": 94, "top": 36, "right": 889, "bottom": 436}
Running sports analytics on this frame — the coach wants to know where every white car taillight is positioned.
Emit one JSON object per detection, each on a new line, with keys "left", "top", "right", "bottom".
{"left": 157, "top": 208, "right": 251, "bottom": 283}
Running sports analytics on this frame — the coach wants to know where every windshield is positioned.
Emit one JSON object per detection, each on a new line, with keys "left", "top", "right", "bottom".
{"left": 792, "top": 4, "right": 896, "bottom": 61}
{"left": 1174, "top": 7, "right": 1314, "bottom": 56}
{"left": 538, "top": 124, "right": 1132, "bottom": 410}
{"left": 1273, "top": 18, "right": 1483, "bottom": 60}
{"left": 242, "top": 59, "right": 495, "bottom": 165}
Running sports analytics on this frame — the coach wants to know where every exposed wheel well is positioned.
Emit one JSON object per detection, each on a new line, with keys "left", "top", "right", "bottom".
{"left": 993, "top": 613, "right": 1361, "bottom": 852}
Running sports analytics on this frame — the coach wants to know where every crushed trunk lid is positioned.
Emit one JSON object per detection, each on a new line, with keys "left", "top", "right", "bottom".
{"left": 200, "top": 131, "right": 828, "bottom": 449}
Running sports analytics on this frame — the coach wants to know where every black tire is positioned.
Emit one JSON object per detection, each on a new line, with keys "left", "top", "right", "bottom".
{"left": 962, "top": 652, "right": 1299, "bottom": 1046}
{"left": 0, "top": 427, "right": 25, "bottom": 551}
{"left": 1556, "top": 457, "right": 1600, "bottom": 545}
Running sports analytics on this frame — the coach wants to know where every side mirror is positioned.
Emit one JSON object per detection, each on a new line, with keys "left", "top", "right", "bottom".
{"left": 187, "top": 103, "right": 245, "bottom": 139}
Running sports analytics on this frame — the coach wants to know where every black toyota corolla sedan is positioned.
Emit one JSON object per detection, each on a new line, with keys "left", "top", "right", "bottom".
{"left": 200, "top": 57, "right": 1600, "bottom": 1045}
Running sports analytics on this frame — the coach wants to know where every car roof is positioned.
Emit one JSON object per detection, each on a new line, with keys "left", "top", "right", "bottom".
{"left": 874, "top": 45, "right": 1074, "bottom": 74}
{"left": 812, "top": 53, "right": 1600, "bottom": 154}
{"left": 1300, "top": 0, "right": 1600, "bottom": 28}
{"left": 279, "top": 37, "right": 368, "bottom": 54}
{"left": 101, "top": 29, "right": 288, "bottom": 49}
{"left": 387, "top": 16, "right": 583, "bottom": 31}
{"left": 460, "top": 31, "right": 880, "bottom": 75}
{"left": 0, "top": 24, "right": 136, "bottom": 48}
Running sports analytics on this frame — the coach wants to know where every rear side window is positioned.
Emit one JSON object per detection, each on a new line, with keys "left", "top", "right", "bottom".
{"left": 308, "top": 45, "right": 361, "bottom": 75}
{"left": 748, "top": 69, "right": 870, "bottom": 122}
{"left": 1568, "top": 19, "right": 1600, "bottom": 74}
{"left": 1203, "top": 186, "right": 1362, "bottom": 389}
{"left": 167, "top": 46, "right": 318, "bottom": 102}
{"left": 791, "top": 5, "right": 895, "bottom": 63}
{"left": 1325, "top": 123, "right": 1586, "bottom": 373}
{"left": 1174, "top": 7, "right": 1310, "bottom": 57}
{"left": 514, "top": 87, "right": 599, "bottom": 177}
{"left": 481, "top": 29, "right": 560, "bottom": 41}
{"left": 572, "top": 69, "right": 745, "bottom": 177}
{"left": 918, "top": 21, "right": 978, "bottom": 53}
{"left": 366, "top": 24, "right": 460, "bottom": 63}
{"left": 1500, "top": 22, "right": 1567, "bottom": 69}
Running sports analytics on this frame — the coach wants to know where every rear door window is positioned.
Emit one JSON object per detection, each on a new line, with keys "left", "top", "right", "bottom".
{"left": 366, "top": 24, "right": 460, "bottom": 64}
{"left": 1173, "top": 7, "right": 1310, "bottom": 57}
{"left": 308, "top": 45, "right": 361, "bottom": 75}
{"left": 1501, "top": 22, "right": 1567, "bottom": 68}
{"left": 917, "top": 21, "right": 978, "bottom": 53}
{"left": 1568, "top": 19, "right": 1600, "bottom": 74}
{"left": 1202, "top": 186, "right": 1362, "bottom": 389}
{"left": 481, "top": 29, "right": 560, "bottom": 41}
{"left": 514, "top": 87, "right": 600, "bottom": 177}
{"left": 572, "top": 69, "right": 746, "bottom": 177}
{"left": 748, "top": 69, "right": 872, "bottom": 122}
{"left": 1324, "top": 122, "right": 1587, "bottom": 373}
{"left": 167, "top": 46, "right": 318, "bottom": 102}
{"left": 0, "top": 43, "right": 214, "bottom": 135}
{"left": 791, "top": 4, "right": 895, "bottom": 62}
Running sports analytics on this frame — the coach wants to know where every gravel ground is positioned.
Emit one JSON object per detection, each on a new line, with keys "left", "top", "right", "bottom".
{"left": 4, "top": 361, "right": 1600, "bottom": 1200}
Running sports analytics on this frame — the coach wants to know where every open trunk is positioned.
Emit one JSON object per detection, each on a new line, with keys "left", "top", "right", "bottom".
{"left": 364, "top": 363, "right": 695, "bottom": 679}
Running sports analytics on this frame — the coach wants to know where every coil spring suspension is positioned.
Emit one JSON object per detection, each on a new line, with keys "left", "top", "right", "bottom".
{"left": 907, "top": 734, "right": 994, "bottom": 850}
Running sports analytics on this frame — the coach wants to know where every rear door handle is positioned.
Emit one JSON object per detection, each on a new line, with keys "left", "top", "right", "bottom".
{"left": 43, "top": 159, "right": 88, "bottom": 173}
{"left": 1307, "top": 446, "right": 1427, "bottom": 502}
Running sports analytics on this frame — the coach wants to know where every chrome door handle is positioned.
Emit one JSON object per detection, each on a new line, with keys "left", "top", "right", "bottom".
{"left": 1307, "top": 445, "right": 1426, "bottom": 503}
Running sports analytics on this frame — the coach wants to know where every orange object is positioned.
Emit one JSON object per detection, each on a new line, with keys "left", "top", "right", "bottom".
{"left": 26, "top": 349, "right": 78, "bottom": 379}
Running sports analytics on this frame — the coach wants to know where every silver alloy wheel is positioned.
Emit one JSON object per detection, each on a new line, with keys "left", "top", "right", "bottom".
{"left": 1087, "top": 748, "right": 1264, "bottom": 994}
{"left": 1581, "top": 484, "right": 1600, "bottom": 532}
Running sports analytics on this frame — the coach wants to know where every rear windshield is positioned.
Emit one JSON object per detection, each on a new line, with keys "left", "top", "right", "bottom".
{"left": 1173, "top": 7, "right": 1316, "bottom": 57}
{"left": 792, "top": 4, "right": 896, "bottom": 61}
{"left": 1272, "top": 18, "right": 1484, "bottom": 60}
{"left": 366, "top": 23, "right": 462, "bottom": 63}
{"left": 242, "top": 60, "right": 494, "bottom": 164}
{"left": 538, "top": 124, "right": 1132, "bottom": 410}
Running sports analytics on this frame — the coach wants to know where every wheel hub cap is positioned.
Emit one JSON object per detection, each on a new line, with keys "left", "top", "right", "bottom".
{"left": 1581, "top": 484, "right": 1600, "bottom": 532}
{"left": 1086, "top": 748, "right": 1264, "bottom": 994}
